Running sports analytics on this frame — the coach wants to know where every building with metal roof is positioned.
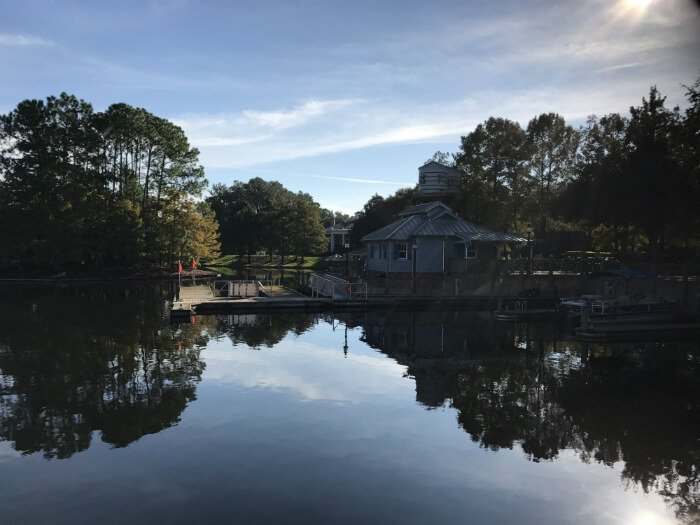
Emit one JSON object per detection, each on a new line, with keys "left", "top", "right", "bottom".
{"left": 362, "top": 201, "right": 526, "bottom": 276}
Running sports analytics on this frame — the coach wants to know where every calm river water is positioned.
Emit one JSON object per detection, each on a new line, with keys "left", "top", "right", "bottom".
{"left": 0, "top": 283, "right": 698, "bottom": 524}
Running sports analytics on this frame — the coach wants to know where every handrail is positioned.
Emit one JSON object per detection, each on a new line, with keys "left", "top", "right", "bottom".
{"left": 309, "top": 273, "right": 367, "bottom": 301}
{"left": 212, "top": 280, "right": 260, "bottom": 298}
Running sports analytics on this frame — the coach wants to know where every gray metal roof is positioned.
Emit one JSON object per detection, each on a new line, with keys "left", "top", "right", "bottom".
{"left": 397, "top": 201, "right": 449, "bottom": 217}
{"left": 361, "top": 201, "right": 527, "bottom": 243}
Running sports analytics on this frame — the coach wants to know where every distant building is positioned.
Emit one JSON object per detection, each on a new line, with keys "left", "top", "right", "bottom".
{"left": 326, "top": 221, "right": 352, "bottom": 253}
{"left": 416, "top": 161, "right": 460, "bottom": 198}
{"left": 361, "top": 201, "right": 525, "bottom": 276}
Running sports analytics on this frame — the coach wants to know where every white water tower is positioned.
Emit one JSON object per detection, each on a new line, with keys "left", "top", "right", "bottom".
{"left": 416, "top": 161, "right": 460, "bottom": 197}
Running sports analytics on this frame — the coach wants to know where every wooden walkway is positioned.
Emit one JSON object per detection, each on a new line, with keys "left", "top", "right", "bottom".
{"left": 172, "top": 285, "right": 215, "bottom": 315}
{"left": 170, "top": 283, "right": 560, "bottom": 317}
{"left": 259, "top": 284, "right": 305, "bottom": 298}
{"left": 171, "top": 283, "right": 309, "bottom": 317}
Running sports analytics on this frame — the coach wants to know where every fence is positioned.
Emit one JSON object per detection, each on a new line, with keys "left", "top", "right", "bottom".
{"left": 501, "top": 259, "right": 700, "bottom": 278}
{"left": 212, "top": 280, "right": 282, "bottom": 298}
{"left": 309, "top": 273, "right": 367, "bottom": 300}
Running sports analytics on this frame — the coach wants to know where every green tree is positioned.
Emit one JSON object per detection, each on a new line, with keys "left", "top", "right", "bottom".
{"left": 207, "top": 178, "right": 328, "bottom": 260}
{"left": 558, "top": 113, "right": 631, "bottom": 251}
{"left": 455, "top": 117, "right": 532, "bottom": 231}
{"left": 526, "top": 113, "right": 579, "bottom": 238}
{"left": 626, "top": 86, "right": 681, "bottom": 261}
{"left": 668, "top": 77, "right": 700, "bottom": 252}
{"left": 287, "top": 192, "right": 327, "bottom": 261}
{"left": 0, "top": 93, "right": 210, "bottom": 270}
{"left": 350, "top": 188, "right": 415, "bottom": 247}
{"left": 320, "top": 208, "right": 352, "bottom": 228}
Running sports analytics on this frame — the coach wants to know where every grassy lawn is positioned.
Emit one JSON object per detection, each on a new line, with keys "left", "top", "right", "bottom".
{"left": 207, "top": 254, "right": 325, "bottom": 269}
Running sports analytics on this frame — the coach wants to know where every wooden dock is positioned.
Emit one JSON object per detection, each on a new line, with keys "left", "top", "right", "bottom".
{"left": 171, "top": 285, "right": 215, "bottom": 316}
{"left": 170, "top": 283, "right": 558, "bottom": 317}
{"left": 259, "top": 283, "right": 306, "bottom": 298}
{"left": 171, "top": 283, "right": 319, "bottom": 316}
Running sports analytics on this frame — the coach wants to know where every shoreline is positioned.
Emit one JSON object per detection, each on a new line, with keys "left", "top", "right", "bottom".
{"left": 0, "top": 269, "right": 219, "bottom": 283}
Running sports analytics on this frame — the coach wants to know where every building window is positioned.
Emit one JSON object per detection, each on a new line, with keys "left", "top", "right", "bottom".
{"left": 419, "top": 175, "right": 426, "bottom": 184}
{"left": 381, "top": 244, "right": 387, "bottom": 260}
{"left": 369, "top": 244, "right": 376, "bottom": 258}
{"left": 454, "top": 242, "right": 477, "bottom": 259}
{"left": 395, "top": 242, "right": 408, "bottom": 259}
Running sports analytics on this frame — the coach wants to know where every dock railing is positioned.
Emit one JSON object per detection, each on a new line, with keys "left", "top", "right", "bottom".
{"left": 309, "top": 273, "right": 367, "bottom": 301}
{"left": 500, "top": 259, "right": 700, "bottom": 278}
{"left": 213, "top": 280, "right": 261, "bottom": 298}
{"left": 212, "top": 279, "right": 287, "bottom": 298}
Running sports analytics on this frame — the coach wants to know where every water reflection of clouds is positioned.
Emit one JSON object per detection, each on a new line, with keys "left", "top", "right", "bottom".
{"left": 0, "top": 440, "right": 22, "bottom": 459}
{"left": 199, "top": 315, "right": 682, "bottom": 524}
{"left": 202, "top": 324, "right": 409, "bottom": 403}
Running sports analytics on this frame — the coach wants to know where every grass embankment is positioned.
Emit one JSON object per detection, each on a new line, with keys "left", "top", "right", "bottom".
{"left": 207, "top": 254, "right": 325, "bottom": 270}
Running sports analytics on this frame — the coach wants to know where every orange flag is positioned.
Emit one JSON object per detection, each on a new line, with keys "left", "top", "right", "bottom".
{"left": 178, "top": 261, "right": 183, "bottom": 274}
{"left": 192, "top": 258, "right": 197, "bottom": 269}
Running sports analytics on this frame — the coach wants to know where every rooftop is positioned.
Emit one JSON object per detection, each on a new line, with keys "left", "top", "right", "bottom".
{"left": 361, "top": 202, "right": 526, "bottom": 243}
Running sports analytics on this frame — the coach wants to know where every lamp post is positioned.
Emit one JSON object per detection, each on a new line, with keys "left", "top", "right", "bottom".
{"left": 527, "top": 224, "right": 533, "bottom": 275}
{"left": 344, "top": 243, "right": 350, "bottom": 277}
{"left": 411, "top": 240, "right": 418, "bottom": 293}
{"left": 343, "top": 325, "right": 348, "bottom": 357}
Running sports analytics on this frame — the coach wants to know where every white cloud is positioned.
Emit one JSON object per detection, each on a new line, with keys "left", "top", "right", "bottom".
{"left": 163, "top": 0, "right": 698, "bottom": 172}
{"left": 173, "top": 79, "right": 664, "bottom": 170}
{"left": 313, "top": 175, "right": 413, "bottom": 186}
{"left": 174, "top": 98, "right": 476, "bottom": 168}
{"left": 0, "top": 33, "right": 53, "bottom": 47}
{"left": 203, "top": 333, "right": 407, "bottom": 403}
{"left": 173, "top": 99, "right": 361, "bottom": 149}
{"left": 242, "top": 99, "right": 358, "bottom": 131}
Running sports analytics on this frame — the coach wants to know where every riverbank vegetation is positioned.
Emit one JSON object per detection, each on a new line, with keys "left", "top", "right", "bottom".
{"left": 2, "top": 78, "right": 698, "bottom": 274}
{"left": 352, "top": 78, "right": 700, "bottom": 261}
{"left": 206, "top": 178, "right": 328, "bottom": 264}
{"left": 0, "top": 93, "right": 220, "bottom": 273}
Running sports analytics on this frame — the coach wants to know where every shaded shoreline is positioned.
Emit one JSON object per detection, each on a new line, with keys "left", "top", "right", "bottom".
{"left": 0, "top": 268, "right": 218, "bottom": 283}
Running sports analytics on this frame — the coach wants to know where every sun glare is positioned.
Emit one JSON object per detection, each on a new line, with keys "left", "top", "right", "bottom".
{"left": 631, "top": 510, "right": 674, "bottom": 525}
{"left": 625, "top": 0, "right": 653, "bottom": 11}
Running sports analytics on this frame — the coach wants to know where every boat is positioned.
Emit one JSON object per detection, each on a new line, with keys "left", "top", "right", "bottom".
{"left": 557, "top": 294, "right": 608, "bottom": 317}
{"left": 558, "top": 294, "right": 681, "bottom": 323}
{"left": 558, "top": 267, "right": 682, "bottom": 324}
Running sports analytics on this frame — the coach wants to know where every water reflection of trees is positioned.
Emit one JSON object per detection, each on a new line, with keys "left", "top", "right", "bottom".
{"left": 354, "top": 309, "right": 700, "bottom": 523}
{"left": 4, "top": 294, "right": 696, "bottom": 520}
{"left": 215, "top": 313, "right": 318, "bottom": 348}
{"left": 0, "top": 284, "right": 211, "bottom": 458}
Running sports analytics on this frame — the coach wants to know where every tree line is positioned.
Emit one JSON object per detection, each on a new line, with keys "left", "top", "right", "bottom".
{"left": 4, "top": 78, "right": 698, "bottom": 269}
{"left": 207, "top": 178, "right": 328, "bottom": 262}
{"left": 0, "top": 93, "right": 220, "bottom": 271}
{"left": 353, "top": 77, "right": 700, "bottom": 261}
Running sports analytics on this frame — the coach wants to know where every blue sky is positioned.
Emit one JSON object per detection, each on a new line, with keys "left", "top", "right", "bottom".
{"left": 2, "top": 0, "right": 699, "bottom": 214}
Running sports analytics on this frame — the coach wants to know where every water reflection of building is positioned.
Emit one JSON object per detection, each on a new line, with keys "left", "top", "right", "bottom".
{"left": 348, "top": 308, "right": 700, "bottom": 522}
{"left": 356, "top": 310, "right": 545, "bottom": 407}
